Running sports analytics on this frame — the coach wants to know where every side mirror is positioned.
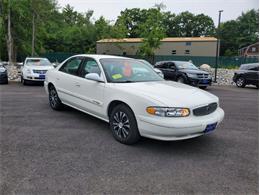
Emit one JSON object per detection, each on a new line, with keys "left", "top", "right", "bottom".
{"left": 170, "top": 66, "right": 176, "bottom": 71}
{"left": 85, "top": 73, "right": 104, "bottom": 82}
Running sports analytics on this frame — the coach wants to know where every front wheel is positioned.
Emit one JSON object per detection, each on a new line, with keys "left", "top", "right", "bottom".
{"left": 48, "top": 85, "right": 63, "bottom": 110}
{"left": 21, "top": 76, "right": 27, "bottom": 85}
{"left": 236, "top": 77, "right": 246, "bottom": 88}
{"left": 199, "top": 86, "right": 207, "bottom": 89}
{"left": 109, "top": 104, "right": 140, "bottom": 145}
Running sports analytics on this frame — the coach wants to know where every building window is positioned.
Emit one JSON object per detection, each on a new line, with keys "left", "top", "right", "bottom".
{"left": 186, "top": 42, "right": 192, "bottom": 46}
{"left": 185, "top": 50, "right": 190, "bottom": 54}
{"left": 252, "top": 47, "right": 256, "bottom": 52}
{"left": 172, "top": 50, "right": 176, "bottom": 55}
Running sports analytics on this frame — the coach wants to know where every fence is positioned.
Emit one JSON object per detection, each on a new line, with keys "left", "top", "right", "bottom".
{"left": 40, "top": 52, "right": 258, "bottom": 68}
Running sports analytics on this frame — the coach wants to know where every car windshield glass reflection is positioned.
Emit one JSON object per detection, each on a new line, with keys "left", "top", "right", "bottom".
{"left": 175, "top": 62, "right": 198, "bottom": 70}
{"left": 26, "top": 59, "right": 51, "bottom": 66}
{"left": 100, "top": 58, "right": 163, "bottom": 83}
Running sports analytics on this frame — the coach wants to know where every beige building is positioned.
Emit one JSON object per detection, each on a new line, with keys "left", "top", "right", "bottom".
{"left": 96, "top": 37, "right": 217, "bottom": 57}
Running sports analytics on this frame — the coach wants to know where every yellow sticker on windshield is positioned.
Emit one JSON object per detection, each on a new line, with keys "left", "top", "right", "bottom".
{"left": 112, "top": 74, "right": 123, "bottom": 79}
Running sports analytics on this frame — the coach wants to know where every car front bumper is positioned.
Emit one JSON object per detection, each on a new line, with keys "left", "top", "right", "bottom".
{"left": 188, "top": 78, "right": 212, "bottom": 86}
{"left": 137, "top": 107, "right": 224, "bottom": 141}
{"left": 23, "top": 74, "right": 46, "bottom": 81}
{"left": 0, "top": 73, "right": 8, "bottom": 83}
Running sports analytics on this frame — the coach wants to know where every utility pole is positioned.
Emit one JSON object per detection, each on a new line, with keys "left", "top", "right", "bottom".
{"left": 214, "top": 10, "right": 223, "bottom": 83}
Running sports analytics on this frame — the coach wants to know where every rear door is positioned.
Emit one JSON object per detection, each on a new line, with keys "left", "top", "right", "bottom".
{"left": 55, "top": 56, "right": 84, "bottom": 105}
{"left": 158, "top": 62, "right": 170, "bottom": 79}
{"left": 246, "top": 66, "right": 259, "bottom": 84}
{"left": 167, "top": 62, "right": 178, "bottom": 80}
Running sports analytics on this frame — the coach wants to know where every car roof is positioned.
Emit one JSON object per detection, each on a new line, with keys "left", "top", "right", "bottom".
{"left": 25, "top": 57, "right": 48, "bottom": 60}
{"left": 72, "top": 54, "right": 131, "bottom": 60}
{"left": 241, "top": 63, "right": 259, "bottom": 67}
{"left": 155, "top": 60, "right": 190, "bottom": 64}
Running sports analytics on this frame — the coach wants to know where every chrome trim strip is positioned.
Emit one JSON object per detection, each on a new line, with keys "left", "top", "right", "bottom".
{"left": 57, "top": 88, "right": 103, "bottom": 107}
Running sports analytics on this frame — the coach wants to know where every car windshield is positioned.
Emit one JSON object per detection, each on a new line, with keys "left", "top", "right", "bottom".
{"left": 175, "top": 62, "right": 198, "bottom": 70}
{"left": 100, "top": 58, "right": 164, "bottom": 83}
{"left": 139, "top": 59, "right": 154, "bottom": 67}
{"left": 26, "top": 59, "right": 51, "bottom": 66}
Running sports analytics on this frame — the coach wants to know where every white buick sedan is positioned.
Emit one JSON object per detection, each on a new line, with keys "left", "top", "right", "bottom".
{"left": 44, "top": 55, "right": 224, "bottom": 144}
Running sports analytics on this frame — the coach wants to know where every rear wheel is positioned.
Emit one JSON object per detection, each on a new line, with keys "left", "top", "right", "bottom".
{"left": 109, "top": 104, "right": 140, "bottom": 145}
{"left": 177, "top": 76, "right": 185, "bottom": 84}
{"left": 48, "top": 85, "right": 63, "bottom": 110}
{"left": 236, "top": 77, "right": 246, "bottom": 88}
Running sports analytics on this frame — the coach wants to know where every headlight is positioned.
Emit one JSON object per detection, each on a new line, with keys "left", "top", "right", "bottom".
{"left": 26, "top": 69, "right": 31, "bottom": 74}
{"left": 146, "top": 107, "right": 190, "bottom": 117}
{"left": 186, "top": 73, "right": 197, "bottom": 78}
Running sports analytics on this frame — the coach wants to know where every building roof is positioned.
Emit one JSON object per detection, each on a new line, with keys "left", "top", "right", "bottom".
{"left": 97, "top": 37, "right": 217, "bottom": 43}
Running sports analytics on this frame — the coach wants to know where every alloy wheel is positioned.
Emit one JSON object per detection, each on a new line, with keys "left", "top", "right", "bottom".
{"left": 236, "top": 78, "right": 244, "bottom": 87}
{"left": 49, "top": 88, "right": 59, "bottom": 108}
{"left": 177, "top": 77, "right": 185, "bottom": 83}
{"left": 112, "top": 111, "right": 130, "bottom": 139}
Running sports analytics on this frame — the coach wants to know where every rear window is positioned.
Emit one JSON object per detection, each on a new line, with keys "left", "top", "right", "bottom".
{"left": 240, "top": 63, "right": 259, "bottom": 70}
{"left": 26, "top": 59, "right": 51, "bottom": 66}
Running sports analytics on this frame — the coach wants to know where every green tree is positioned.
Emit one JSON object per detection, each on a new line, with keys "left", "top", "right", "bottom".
{"left": 219, "top": 9, "right": 259, "bottom": 55}
{"left": 137, "top": 8, "right": 166, "bottom": 60}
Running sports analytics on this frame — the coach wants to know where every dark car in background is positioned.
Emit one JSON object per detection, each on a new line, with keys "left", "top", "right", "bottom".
{"left": 0, "top": 63, "right": 8, "bottom": 84}
{"left": 233, "top": 63, "right": 259, "bottom": 88}
{"left": 155, "top": 61, "right": 212, "bottom": 89}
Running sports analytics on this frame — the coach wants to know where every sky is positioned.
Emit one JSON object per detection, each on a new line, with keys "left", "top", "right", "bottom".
{"left": 57, "top": 0, "right": 259, "bottom": 25}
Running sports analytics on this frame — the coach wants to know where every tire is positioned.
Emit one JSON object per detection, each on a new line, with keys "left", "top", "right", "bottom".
{"left": 236, "top": 77, "right": 246, "bottom": 88}
{"left": 21, "top": 76, "right": 28, "bottom": 85}
{"left": 109, "top": 104, "right": 140, "bottom": 145}
{"left": 177, "top": 76, "right": 185, "bottom": 84}
{"left": 199, "top": 86, "right": 207, "bottom": 89}
{"left": 48, "top": 85, "right": 63, "bottom": 110}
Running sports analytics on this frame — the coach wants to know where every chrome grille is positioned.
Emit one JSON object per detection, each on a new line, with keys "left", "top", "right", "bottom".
{"left": 33, "top": 70, "right": 47, "bottom": 74}
{"left": 197, "top": 73, "right": 209, "bottom": 79}
{"left": 193, "top": 103, "right": 218, "bottom": 116}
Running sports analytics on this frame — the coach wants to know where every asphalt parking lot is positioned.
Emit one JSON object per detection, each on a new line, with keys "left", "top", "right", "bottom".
{"left": 0, "top": 82, "right": 258, "bottom": 194}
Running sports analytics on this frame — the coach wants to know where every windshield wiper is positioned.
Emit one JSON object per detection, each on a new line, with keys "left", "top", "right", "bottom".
{"left": 116, "top": 80, "right": 135, "bottom": 83}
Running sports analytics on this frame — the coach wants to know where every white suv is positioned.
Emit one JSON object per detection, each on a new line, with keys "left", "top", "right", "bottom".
{"left": 21, "top": 57, "right": 54, "bottom": 85}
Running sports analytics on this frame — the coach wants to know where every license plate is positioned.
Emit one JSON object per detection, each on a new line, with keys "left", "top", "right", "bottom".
{"left": 204, "top": 122, "right": 217, "bottom": 133}
{"left": 39, "top": 75, "right": 45, "bottom": 79}
{"left": 201, "top": 79, "right": 209, "bottom": 84}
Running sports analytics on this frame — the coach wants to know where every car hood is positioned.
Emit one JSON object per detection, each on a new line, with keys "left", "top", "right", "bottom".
{"left": 25, "top": 65, "right": 54, "bottom": 70}
{"left": 114, "top": 81, "right": 218, "bottom": 108}
{"left": 154, "top": 68, "right": 162, "bottom": 73}
{"left": 179, "top": 69, "right": 209, "bottom": 74}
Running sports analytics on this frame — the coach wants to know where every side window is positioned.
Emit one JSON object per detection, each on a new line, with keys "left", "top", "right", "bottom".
{"left": 168, "top": 62, "right": 176, "bottom": 70}
{"left": 249, "top": 66, "right": 259, "bottom": 71}
{"left": 80, "top": 58, "right": 101, "bottom": 78}
{"left": 59, "top": 57, "right": 83, "bottom": 76}
{"left": 160, "top": 63, "right": 169, "bottom": 69}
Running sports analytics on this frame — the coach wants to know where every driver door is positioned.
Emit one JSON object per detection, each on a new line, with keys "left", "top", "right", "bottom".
{"left": 74, "top": 57, "right": 106, "bottom": 118}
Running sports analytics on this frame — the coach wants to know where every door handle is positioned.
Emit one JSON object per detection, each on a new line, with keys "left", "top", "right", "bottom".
{"left": 56, "top": 77, "right": 60, "bottom": 80}
{"left": 74, "top": 82, "right": 80, "bottom": 87}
